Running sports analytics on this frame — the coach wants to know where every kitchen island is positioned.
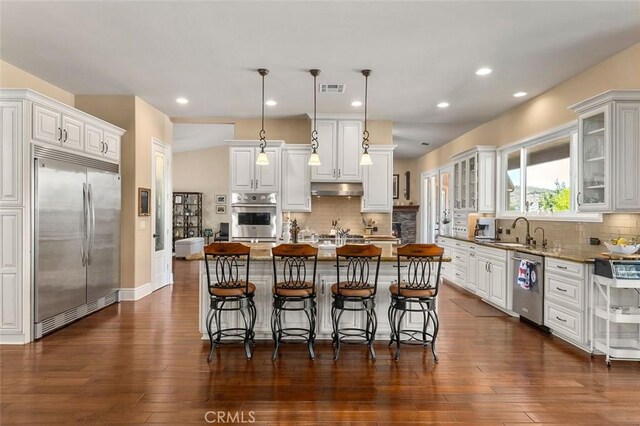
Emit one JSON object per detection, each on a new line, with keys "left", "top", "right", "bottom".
{"left": 198, "top": 243, "right": 449, "bottom": 340}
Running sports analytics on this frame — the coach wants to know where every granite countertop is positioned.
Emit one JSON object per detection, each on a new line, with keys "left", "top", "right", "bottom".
{"left": 437, "top": 235, "right": 601, "bottom": 264}
{"left": 193, "top": 242, "right": 450, "bottom": 263}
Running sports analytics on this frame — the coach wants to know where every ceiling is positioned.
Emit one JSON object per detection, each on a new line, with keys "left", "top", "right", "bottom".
{"left": 1, "top": 1, "right": 639, "bottom": 158}
{"left": 172, "top": 123, "right": 234, "bottom": 153}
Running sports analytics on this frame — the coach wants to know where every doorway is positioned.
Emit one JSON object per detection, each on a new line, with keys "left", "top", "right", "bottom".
{"left": 151, "top": 138, "right": 172, "bottom": 291}
{"left": 420, "top": 171, "right": 439, "bottom": 243}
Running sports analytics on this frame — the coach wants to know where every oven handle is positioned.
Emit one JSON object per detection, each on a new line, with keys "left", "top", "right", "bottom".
{"left": 512, "top": 257, "right": 542, "bottom": 265}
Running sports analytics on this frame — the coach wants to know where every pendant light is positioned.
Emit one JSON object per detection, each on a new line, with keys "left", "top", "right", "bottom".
{"left": 359, "top": 69, "right": 373, "bottom": 166}
{"left": 308, "top": 69, "right": 321, "bottom": 166}
{"left": 255, "top": 68, "right": 270, "bottom": 166}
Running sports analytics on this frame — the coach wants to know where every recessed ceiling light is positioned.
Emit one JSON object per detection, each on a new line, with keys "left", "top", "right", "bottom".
{"left": 265, "top": 100, "right": 277, "bottom": 106}
{"left": 437, "top": 102, "right": 450, "bottom": 109}
{"left": 513, "top": 91, "right": 527, "bottom": 98}
{"left": 176, "top": 97, "right": 189, "bottom": 104}
{"left": 351, "top": 100, "right": 363, "bottom": 107}
{"left": 475, "top": 67, "right": 492, "bottom": 76}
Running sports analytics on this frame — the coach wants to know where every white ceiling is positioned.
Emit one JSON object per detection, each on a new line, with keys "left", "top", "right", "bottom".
{"left": 1, "top": 1, "right": 639, "bottom": 158}
{"left": 172, "top": 123, "right": 235, "bottom": 153}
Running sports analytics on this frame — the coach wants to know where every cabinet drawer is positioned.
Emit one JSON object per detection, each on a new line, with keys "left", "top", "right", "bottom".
{"left": 545, "top": 274, "right": 583, "bottom": 311}
{"left": 452, "top": 249, "right": 467, "bottom": 269}
{"left": 546, "top": 258, "right": 584, "bottom": 279}
{"left": 451, "top": 268, "right": 466, "bottom": 287}
{"left": 545, "top": 301, "right": 583, "bottom": 343}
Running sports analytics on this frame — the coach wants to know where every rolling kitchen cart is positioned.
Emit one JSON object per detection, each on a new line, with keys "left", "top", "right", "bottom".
{"left": 591, "top": 257, "right": 640, "bottom": 366}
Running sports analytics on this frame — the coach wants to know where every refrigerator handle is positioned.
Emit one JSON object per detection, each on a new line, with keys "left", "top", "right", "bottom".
{"left": 88, "top": 183, "right": 96, "bottom": 265}
{"left": 81, "top": 183, "right": 88, "bottom": 266}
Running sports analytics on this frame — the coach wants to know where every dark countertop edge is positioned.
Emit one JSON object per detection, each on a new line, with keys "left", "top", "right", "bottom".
{"left": 436, "top": 235, "right": 597, "bottom": 264}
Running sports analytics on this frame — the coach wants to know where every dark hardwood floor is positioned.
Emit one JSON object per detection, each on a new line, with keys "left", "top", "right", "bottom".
{"left": 1, "top": 259, "right": 639, "bottom": 424}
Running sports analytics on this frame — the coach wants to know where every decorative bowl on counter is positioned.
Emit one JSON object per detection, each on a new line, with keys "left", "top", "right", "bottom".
{"left": 603, "top": 242, "right": 640, "bottom": 255}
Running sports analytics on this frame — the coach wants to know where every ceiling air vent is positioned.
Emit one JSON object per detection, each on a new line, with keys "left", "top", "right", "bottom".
{"left": 319, "top": 84, "right": 346, "bottom": 94}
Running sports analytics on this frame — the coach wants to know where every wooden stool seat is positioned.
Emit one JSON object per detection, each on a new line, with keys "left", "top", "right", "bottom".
{"left": 389, "top": 283, "right": 435, "bottom": 298}
{"left": 272, "top": 284, "right": 314, "bottom": 297}
{"left": 331, "top": 283, "right": 375, "bottom": 297}
{"left": 210, "top": 282, "right": 256, "bottom": 297}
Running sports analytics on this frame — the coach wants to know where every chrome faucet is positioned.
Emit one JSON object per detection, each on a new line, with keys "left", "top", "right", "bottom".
{"left": 534, "top": 226, "right": 548, "bottom": 249}
{"left": 511, "top": 217, "right": 533, "bottom": 245}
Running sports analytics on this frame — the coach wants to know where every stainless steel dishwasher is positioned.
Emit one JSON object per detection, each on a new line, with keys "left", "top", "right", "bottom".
{"left": 512, "top": 251, "right": 545, "bottom": 327}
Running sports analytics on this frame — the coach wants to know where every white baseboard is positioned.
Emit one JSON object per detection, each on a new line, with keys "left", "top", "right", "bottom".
{"left": 119, "top": 282, "right": 153, "bottom": 301}
{"left": 0, "top": 333, "right": 28, "bottom": 345}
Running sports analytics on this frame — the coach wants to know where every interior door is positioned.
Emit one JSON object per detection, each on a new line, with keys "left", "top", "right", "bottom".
{"left": 86, "top": 169, "right": 120, "bottom": 301}
{"left": 152, "top": 140, "right": 172, "bottom": 291}
{"left": 35, "top": 158, "right": 87, "bottom": 321}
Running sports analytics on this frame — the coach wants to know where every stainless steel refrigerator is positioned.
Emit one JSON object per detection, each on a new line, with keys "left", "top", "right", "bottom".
{"left": 34, "top": 147, "right": 120, "bottom": 337}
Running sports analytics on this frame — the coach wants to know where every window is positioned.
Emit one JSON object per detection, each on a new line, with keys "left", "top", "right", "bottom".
{"left": 498, "top": 124, "right": 600, "bottom": 221}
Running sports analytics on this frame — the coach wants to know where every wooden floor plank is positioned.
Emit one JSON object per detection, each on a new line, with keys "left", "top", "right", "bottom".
{"left": 1, "top": 258, "right": 639, "bottom": 424}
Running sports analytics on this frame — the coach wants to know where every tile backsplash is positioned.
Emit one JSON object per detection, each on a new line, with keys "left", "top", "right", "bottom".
{"left": 497, "top": 213, "right": 640, "bottom": 250}
{"left": 287, "top": 197, "right": 391, "bottom": 235}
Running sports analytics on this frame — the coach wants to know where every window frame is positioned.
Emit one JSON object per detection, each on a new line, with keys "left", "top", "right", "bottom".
{"left": 496, "top": 121, "right": 602, "bottom": 222}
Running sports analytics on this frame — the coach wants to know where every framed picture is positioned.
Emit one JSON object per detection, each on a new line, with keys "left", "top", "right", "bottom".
{"left": 215, "top": 194, "right": 226, "bottom": 204}
{"left": 393, "top": 174, "right": 399, "bottom": 199}
{"left": 138, "top": 188, "right": 151, "bottom": 216}
{"left": 216, "top": 205, "right": 226, "bottom": 214}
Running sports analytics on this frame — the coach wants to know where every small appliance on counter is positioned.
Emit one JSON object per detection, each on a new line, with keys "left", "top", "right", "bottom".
{"left": 474, "top": 217, "right": 497, "bottom": 240}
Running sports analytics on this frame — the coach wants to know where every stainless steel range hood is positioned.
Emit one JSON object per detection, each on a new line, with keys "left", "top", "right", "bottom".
{"left": 310, "top": 182, "right": 364, "bottom": 197}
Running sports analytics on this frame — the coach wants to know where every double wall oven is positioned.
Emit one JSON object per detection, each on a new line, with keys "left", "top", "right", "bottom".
{"left": 231, "top": 192, "right": 278, "bottom": 242}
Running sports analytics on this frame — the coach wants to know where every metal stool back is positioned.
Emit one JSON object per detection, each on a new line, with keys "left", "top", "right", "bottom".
{"left": 332, "top": 244, "right": 382, "bottom": 360}
{"left": 271, "top": 244, "right": 318, "bottom": 359}
{"left": 389, "top": 244, "right": 444, "bottom": 361}
{"left": 203, "top": 243, "right": 256, "bottom": 360}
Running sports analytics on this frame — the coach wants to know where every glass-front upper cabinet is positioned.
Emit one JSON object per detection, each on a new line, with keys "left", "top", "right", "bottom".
{"left": 460, "top": 158, "right": 468, "bottom": 209}
{"left": 468, "top": 155, "right": 477, "bottom": 210}
{"left": 454, "top": 162, "right": 461, "bottom": 209}
{"left": 577, "top": 104, "right": 611, "bottom": 211}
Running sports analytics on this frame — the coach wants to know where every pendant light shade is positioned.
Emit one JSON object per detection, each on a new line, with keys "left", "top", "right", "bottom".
{"left": 256, "top": 68, "right": 269, "bottom": 166}
{"left": 359, "top": 69, "right": 373, "bottom": 166}
{"left": 308, "top": 69, "right": 321, "bottom": 166}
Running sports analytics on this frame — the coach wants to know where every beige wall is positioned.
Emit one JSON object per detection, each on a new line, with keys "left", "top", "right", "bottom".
{"left": 173, "top": 146, "right": 230, "bottom": 236}
{"left": 76, "top": 95, "right": 173, "bottom": 288}
{"left": 417, "top": 42, "right": 640, "bottom": 173}
{"left": 393, "top": 158, "right": 420, "bottom": 205}
{"left": 1, "top": 59, "right": 75, "bottom": 106}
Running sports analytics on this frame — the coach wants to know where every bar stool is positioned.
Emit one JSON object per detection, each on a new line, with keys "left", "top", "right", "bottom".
{"left": 388, "top": 244, "right": 444, "bottom": 361}
{"left": 203, "top": 243, "right": 256, "bottom": 361}
{"left": 270, "top": 244, "right": 318, "bottom": 360}
{"left": 331, "top": 244, "right": 382, "bottom": 360}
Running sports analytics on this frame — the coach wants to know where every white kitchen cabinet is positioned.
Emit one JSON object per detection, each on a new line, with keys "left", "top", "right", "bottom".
{"left": 61, "top": 114, "right": 84, "bottom": 151}
{"left": 230, "top": 146, "right": 255, "bottom": 191}
{"left": 337, "top": 121, "right": 363, "bottom": 181}
{"left": 451, "top": 146, "right": 496, "bottom": 213}
{"left": 361, "top": 146, "right": 394, "bottom": 213}
{"left": 0, "top": 89, "right": 125, "bottom": 345}
{"left": 570, "top": 90, "right": 640, "bottom": 212}
{"left": 311, "top": 119, "right": 362, "bottom": 182}
{"left": 0, "top": 209, "right": 22, "bottom": 334}
{"left": 281, "top": 146, "right": 311, "bottom": 212}
{"left": 229, "top": 144, "right": 281, "bottom": 192}
{"left": 467, "top": 248, "right": 479, "bottom": 292}
{"left": 474, "top": 246, "right": 507, "bottom": 308}
{"left": 32, "top": 102, "right": 61, "bottom": 146}
{"left": 544, "top": 257, "right": 588, "bottom": 347}
{"left": 0, "top": 101, "right": 22, "bottom": 206}
{"left": 83, "top": 123, "right": 121, "bottom": 162}
{"left": 310, "top": 120, "right": 337, "bottom": 181}
{"left": 614, "top": 102, "right": 640, "bottom": 210}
